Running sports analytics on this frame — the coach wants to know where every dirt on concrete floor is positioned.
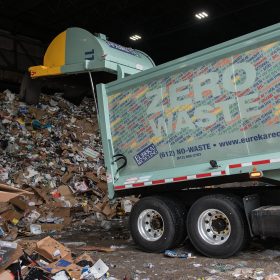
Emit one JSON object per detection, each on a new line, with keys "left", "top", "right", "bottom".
{"left": 22, "top": 218, "right": 280, "bottom": 280}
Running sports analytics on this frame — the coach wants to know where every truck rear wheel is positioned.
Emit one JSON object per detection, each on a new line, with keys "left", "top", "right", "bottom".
{"left": 187, "top": 194, "right": 248, "bottom": 258}
{"left": 129, "top": 196, "right": 185, "bottom": 252}
{"left": 168, "top": 196, "right": 188, "bottom": 247}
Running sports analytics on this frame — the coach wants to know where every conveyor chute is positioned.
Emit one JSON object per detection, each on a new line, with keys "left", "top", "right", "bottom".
{"left": 29, "top": 27, "right": 155, "bottom": 78}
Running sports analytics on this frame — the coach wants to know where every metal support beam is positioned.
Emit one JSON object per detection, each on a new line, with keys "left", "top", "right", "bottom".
{"left": 13, "top": 35, "right": 18, "bottom": 69}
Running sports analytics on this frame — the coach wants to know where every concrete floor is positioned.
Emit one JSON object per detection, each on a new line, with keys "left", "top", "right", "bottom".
{"left": 43, "top": 218, "right": 280, "bottom": 280}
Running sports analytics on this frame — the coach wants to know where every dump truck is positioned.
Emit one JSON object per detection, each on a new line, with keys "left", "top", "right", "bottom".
{"left": 29, "top": 23, "right": 280, "bottom": 258}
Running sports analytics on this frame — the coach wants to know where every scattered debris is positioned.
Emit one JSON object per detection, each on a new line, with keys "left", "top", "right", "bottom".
{"left": 231, "top": 267, "right": 263, "bottom": 279}
{"left": 259, "top": 249, "right": 280, "bottom": 259}
{"left": 0, "top": 235, "right": 113, "bottom": 279}
{"left": 0, "top": 90, "right": 138, "bottom": 279}
{"left": 0, "top": 90, "right": 138, "bottom": 239}
{"left": 265, "top": 274, "right": 280, "bottom": 280}
{"left": 211, "top": 263, "right": 235, "bottom": 272}
{"left": 77, "top": 245, "right": 116, "bottom": 253}
{"left": 143, "top": 263, "right": 154, "bottom": 269}
{"left": 164, "top": 249, "right": 193, "bottom": 259}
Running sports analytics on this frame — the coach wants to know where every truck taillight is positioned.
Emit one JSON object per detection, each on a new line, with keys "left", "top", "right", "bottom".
{"left": 249, "top": 167, "right": 263, "bottom": 179}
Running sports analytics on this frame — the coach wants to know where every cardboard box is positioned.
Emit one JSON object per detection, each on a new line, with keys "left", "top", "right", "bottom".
{"left": 52, "top": 207, "right": 70, "bottom": 218}
{"left": 97, "top": 181, "right": 108, "bottom": 193}
{"left": 9, "top": 196, "right": 32, "bottom": 211}
{"left": 101, "top": 203, "right": 112, "bottom": 217}
{"left": 1, "top": 209, "right": 23, "bottom": 225}
{"left": 0, "top": 184, "right": 33, "bottom": 203}
{"left": 0, "top": 270, "right": 14, "bottom": 280}
{"left": 0, "top": 202, "right": 11, "bottom": 214}
{"left": 36, "top": 236, "right": 71, "bottom": 261}
{"left": 57, "top": 185, "right": 78, "bottom": 206}
{"left": 61, "top": 172, "right": 73, "bottom": 184}
{"left": 41, "top": 224, "right": 64, "bottom": 232}
{"left": 85, "top": 172, "right": 98, "bottom": 182}
{"left": 30, "top": 186, "right": 51, "bottom": 203}
{"left": 74, "top": 252, "right": 94, "bottom": 265}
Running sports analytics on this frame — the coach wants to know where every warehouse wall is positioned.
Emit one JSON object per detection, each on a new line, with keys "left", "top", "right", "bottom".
{"left": 0, "top": 29, "right": 45, "bottom": 91}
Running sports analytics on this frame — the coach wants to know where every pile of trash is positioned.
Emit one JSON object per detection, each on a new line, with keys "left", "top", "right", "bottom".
{"left": 0, "top": 89, "right": 137, "bottom": 240}
{"left": 0, "top": 237, "right": 116, "bottom": 279}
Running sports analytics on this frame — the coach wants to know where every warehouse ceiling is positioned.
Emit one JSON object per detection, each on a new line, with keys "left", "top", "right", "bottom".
{"left": 0, "top": 0, "right": 279, "bottom": 65}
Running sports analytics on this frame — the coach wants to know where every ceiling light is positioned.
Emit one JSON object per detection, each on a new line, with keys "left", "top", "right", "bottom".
{"left": 195, "top": 11, "right": 208, "bottom": 20}
{"left": 130, "top": 34, "right": 142, "bottom": 41}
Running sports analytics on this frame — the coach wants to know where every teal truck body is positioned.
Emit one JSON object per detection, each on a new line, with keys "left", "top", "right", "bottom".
{"left": 29, "top": 23, "right": 280, "bottom": 258}
{"left": 97, "top": 23, "right": 280, "bottom": 199}
{"left": 96, "top": 23, "right": 280, "bottom": 258}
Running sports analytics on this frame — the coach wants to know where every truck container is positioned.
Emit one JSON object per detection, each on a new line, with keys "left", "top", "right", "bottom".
{"left": 29, "top": 23, "right": 280, "bottom": 258}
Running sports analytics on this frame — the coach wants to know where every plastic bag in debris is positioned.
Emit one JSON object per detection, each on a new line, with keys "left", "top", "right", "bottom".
{"left": 0, "top": 241, "right": 17, "bottom": 249}
{"left": 164, "top": 250, "right": 192, "bottom": 258}
{"left": 121, "top": 200, "right": 133, "bottom": 213}
{"left": 24, "top": 210, "right": 40, "bottom": 224}
{"left": 51, "top": 270, "right": 72, "bottom": 280}
{"left": 81, "top": 259, "right": 109, "bottom": 279}
{"left": 30, "top": 224, "right": 42, "bottom": 235}
{"left": 143, "top": 263, "right": 154, "bottom": 269}
{"left": 3, "top": 89, "right": 15, "bottom": 102}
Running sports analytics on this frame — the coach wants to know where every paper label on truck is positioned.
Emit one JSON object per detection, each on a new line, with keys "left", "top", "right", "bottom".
{"left": 133, "top": 144, "right": 158, "bottom": 166}
{"left": 108, "top": 40, "right": 280, "bottom": 174}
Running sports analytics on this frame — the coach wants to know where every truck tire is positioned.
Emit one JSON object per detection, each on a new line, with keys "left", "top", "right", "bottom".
{"left": 227, "top": 194, "right": 250, "bottom": 250}
{"left": 129, "top": 196, "right": 184, "bottom": 252}
{"left": 166, "top": 196, "right": 188, "bottom": 247}
{"left": 187, "top": 194, "right": 248, "bottom": 258}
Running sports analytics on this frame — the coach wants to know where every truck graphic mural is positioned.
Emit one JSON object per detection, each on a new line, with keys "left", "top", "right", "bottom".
{"left": 108, "top": 41, "right": 280, "bottom": 174}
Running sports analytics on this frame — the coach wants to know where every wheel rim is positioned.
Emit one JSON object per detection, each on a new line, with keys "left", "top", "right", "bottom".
{"left": 197, "top": 208, "right": 231, "bottom": 245}
{"left": 137, "top": 209, "right": 164, "bottom": 241}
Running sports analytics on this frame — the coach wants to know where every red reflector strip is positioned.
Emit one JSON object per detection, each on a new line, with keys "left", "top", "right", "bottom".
{"left": 229, "top": 163, "right": 242, "bottom": 168}
{"left": 132, "top": 182, "right": 145, "bottom": 187}
{"left": 230, "top": 159, "right": 274, "bottom": 169}
{"left": 196, "top": 173, "right": 211, "bottom": 178}
{"left": 252, "top": 159, "right": 270, "bottom": 165}
{"left": 152, "top": 179, "right": 166, "bottom": 185}
{"left": 114, "top": 170, "right": 226, "bottom": 190}
{"left": 173, "top": 176, "right": 188, "bottom": 182}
